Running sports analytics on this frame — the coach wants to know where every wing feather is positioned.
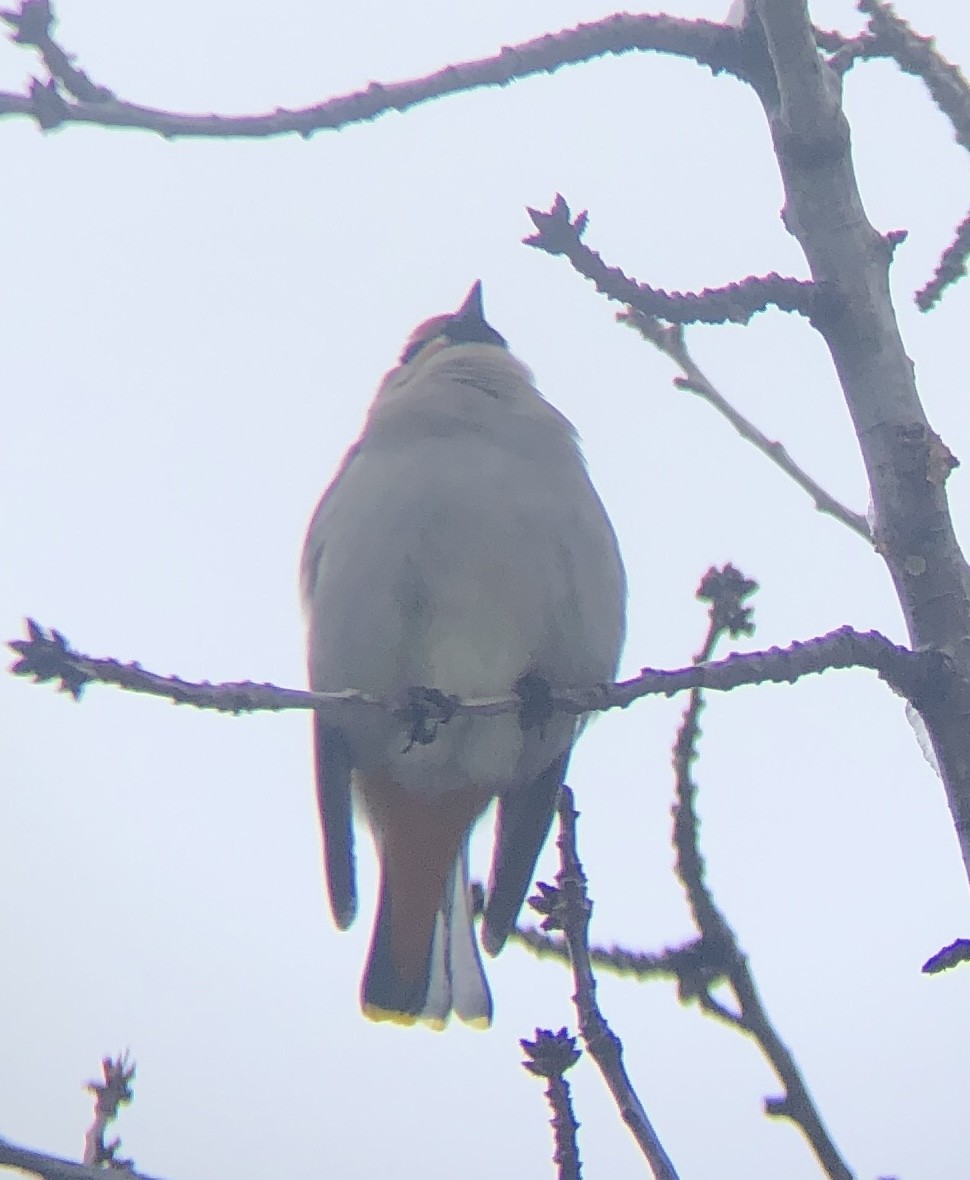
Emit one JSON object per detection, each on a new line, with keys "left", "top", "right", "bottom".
{"left": 313, "top": 718, "right": 357, "bottom": 929}
{"left": 481, "top": 751, "right": 569, "bottom": 956}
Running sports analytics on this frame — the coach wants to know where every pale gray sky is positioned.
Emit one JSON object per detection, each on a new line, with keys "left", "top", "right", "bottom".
{"left": 2, "top": 3, "right": 969, "bottom": 1178}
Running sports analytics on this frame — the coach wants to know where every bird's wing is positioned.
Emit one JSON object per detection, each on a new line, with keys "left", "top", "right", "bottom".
{"left": 313, "top": 717, "right": 357, "bottom": 929}
{"left": 301, "top": 443, "right": 366, "bottom": 931}
{"left": 481, "top": 750, "right": 569, "bottom": 956}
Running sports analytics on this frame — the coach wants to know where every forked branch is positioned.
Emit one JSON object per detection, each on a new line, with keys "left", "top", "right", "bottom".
{"left": 532, "top": 788, "right": 679, "bottom": 1180}
{"left": 671, "top": 568, "right": 854, "bottom": 1179}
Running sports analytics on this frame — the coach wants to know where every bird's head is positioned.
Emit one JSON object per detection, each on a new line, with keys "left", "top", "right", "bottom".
{"left": 397, "top": 281, "right": 508, "bottom": 372}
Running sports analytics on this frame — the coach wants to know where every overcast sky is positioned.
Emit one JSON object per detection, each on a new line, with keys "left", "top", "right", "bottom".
{"left": 2, "top": 2, "right": 970, "bottom": 1178}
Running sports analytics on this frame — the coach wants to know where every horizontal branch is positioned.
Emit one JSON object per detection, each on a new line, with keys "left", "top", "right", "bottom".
{"left": 511, "top": 924, "right": 730, "bottom": 991}
{"left": 0, "top": 3, "right": 752, "bottom": 139}
{"left": 7, "top": 619, "right": 943, "bottom": 725}
{"left": 0, "top": 1138, "right": 166, "bottom": 1180}
{"left": 525, "top": 195, "right": 820, "bottom": 325}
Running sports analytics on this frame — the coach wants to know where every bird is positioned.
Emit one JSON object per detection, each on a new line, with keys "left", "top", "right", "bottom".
{"left": 300, "top": 282, "right": 626, "bottom": 1028}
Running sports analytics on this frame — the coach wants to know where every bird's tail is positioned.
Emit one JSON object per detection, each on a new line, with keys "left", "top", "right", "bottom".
{"left": 424, "top": 842, "right": 493, "bottom": 1027}
{"left": 361, "top": 840, "right": 490, "bottom": 1024}
{"left": 361, "top": 838, "right": 492, "bottom": 1029}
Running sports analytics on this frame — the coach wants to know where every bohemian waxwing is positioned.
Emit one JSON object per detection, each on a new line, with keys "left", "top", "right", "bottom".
{"left": 300, "top": 282, "right": 626, "bottom": 1027}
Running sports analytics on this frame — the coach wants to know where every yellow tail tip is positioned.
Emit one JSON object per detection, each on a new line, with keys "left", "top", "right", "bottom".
{"left": 361, "top": 1003, "right": 491, "bottom": 1030}
{"left": 362, "top": 1003, "right": 419, "bottom": 1027}
{"left": 362, "top": 1003, "right": 451, "bottom": 1031}
{"left": 462, "top": 1014, "right": 492, "bottom": 1031}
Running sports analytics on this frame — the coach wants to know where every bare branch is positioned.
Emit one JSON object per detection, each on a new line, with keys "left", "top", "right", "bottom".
{"left": 509, "top": 922, "right": 726, "bottom": 990}
{"left": 525, "top": 196, "right": 819, "bottom": 325}
{"left": 618, "top": 308, "right": 872, "bottom": 539}
{"left": 543, "top": 787, "right": 679, "bottom": 1180}
{"left": 814, "top": 28, "right": 881, "bottom": 74}
{"left": 813, "top": 8, "right": 970, "bottom": 311}
{"left": 671, "top": 569, "right": 855, "bottom": 1180}
{"left": 916, "top": 206, "right": 970, "bottom": 311}
{"left": 0, "top": 1140, "right": 166, "bottom": 1180}
{"left": 83, "top": 1054, "right": 135, "bottom": 1170}
{"left": 7, "top": 617, "right": 943, "bottom": 724}
{"left": 1, "top": 0, "right": 114, "bottom": 102}
{"left": 695, "top": 989, "right": 746, "bottom": 1029}
{"left": 750, "top": 0, "right": 970, "bottom": 892}
{"left": 520, "top": 1029, "right": 584, "bottom": 1180}
{"left": 857, "top": 0, "right": 970, "bottom": 154}
{"left": 0, "top": 4, "right": 752, "bottom": 139}
{"left": 921, "top": 937, "right": 970, "bottom": 975}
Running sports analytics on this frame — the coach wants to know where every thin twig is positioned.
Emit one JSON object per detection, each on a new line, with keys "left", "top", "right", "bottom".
{"left": 670, "top": 568, "right": 855, "bottom": 1180}
{"left": 0, "top": 4, "right": 752, "bottom": 138}
{"left": 0, "top": 0, "right": 112, "bottom": 102}
{"left": 695, "top": 990, "right": 746, "bottom": 1029}
{"left": 922, "top": 937, "right": 970, "bottom": 974}
{"left": 83, "top": 1054, "right": 135, "bottom": 1169}
{"left": 510, "top": 924, "right": 722, "bottom": 987}
{"left": 0, "top": 1054, "right": 147, "bottom": 1179}
{"left": 8, "top": 618, "right": 940, "bottom": 721}
{"left": 618, "top": 308, "right": 872, "bottom": 540}
{"left": 551, "top": 786, "right": 679, "bottom": 1180}
{"left": 916, "top": 206, "right": 970, "bottom": 311}
{"left": 815, "top": 29, "right": 883, "bottom": 74}
{"left": 525, "top": 195, "right": 818, "bottom": 326}
{"left": 857, "top": 0, "right": 970, "bottom": 155}
{"left": 521, "top": 1029, "right": 584, "bottom": 1180}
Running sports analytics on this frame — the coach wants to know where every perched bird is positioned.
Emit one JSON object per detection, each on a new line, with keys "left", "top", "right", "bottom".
{"left": 300, "top": 282, "right": 625, "bottom": 1028}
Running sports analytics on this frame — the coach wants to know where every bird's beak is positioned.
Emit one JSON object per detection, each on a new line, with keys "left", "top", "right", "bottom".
{"left": 454, "top": 280, "right": 485, "bottom": 325}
